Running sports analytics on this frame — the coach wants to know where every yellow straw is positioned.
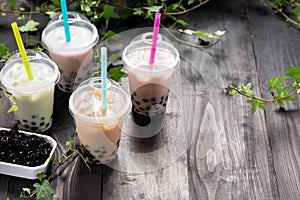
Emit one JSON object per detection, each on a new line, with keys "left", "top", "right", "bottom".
{"left": 11, "top": 22, "right": 34, "bottom": 80}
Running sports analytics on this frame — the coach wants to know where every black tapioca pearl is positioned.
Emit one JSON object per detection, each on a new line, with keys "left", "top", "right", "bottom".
{"left": 17, "top": 120, "right": 21, "bottom": 124}
{"left": 150, "top": 97, "right": 156, "bottom": 102}
{"left": 146, "top": 106, "right": 151, "bottom": 110}
{"left": 45, "top": 123, "right": 50, "bottom": 128}
{"left": 41, "top": 117, "right": 45, "bottom": 121}
{"left": 24, "top": 124, "right": 29, "bottom": 128}
{"left": 32, "top": 115, "right": 37, "bottom": 119}
{"left": 165, "top": 95, "right": 169, "bottom": 101}
{"left": 98, "top": 154, "right": 104, "bottom": 158}
{"left": 131, "top": 94, "right": 134, "bottom": 100}
{"left": 31, "top": 122, "right": 37, "bottom": 126}
{"left": 161, "top": 96, "right": 164, "bottom": 101}
{"left": 133, "top": 92, "right": 137, "bottom": 96}
{"left": 94, "top": 150, "right": 101, "bottom": 153}
{"left": 31, "top": 127, "right": 38, "bottom": 131}
{"left": 163, "top": 103, "right": 167, "bottom": 107}
{"left": 135, "top": 100, "right": 140, "bottom": 105}
{"left": 40, "top": 122, "right": 45, "bottom": 126}
{"left": 143, "top": 98, "right": 149, "bottom": 103}
{"left": 139, "top": 107, "right": 145, "bottom": 111}
{"left": 117, "top": 140, "right": 120, "bottom": 147}
{"left": 159, "top": 101, "right": 163, "bottom": 105}
{"left": 23, "top": 119, "right": 28, "bottom": 123}
{"left": 102, "top": 150, "right": 107, "bottom": 154}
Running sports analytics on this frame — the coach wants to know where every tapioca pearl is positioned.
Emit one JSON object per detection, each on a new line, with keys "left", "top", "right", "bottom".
{"left": 117, "top": 140, "right": 120, "bottom": 147}
{"left": 24, "top": 124, "right": 30, "bottom": 129}
{"left": 163, "top": 103, "right": 167, "bottom": 107}
{"left": 150, "top": 97, "right": 156, "bottom": 102}
{"left": 133, "top": 92, "right": 137, "bottom": 96}
{"left": 159, "top": 100, "right": 163, "bottom": 104}
{"left": 23, "top": 119, "right": 28, "bottom": 123}
{"left": 31, "top": 127, "right": 38, "bottom": 131}
{"left": 110, "top": 150, "right": 116, "bottom": 156}
{"left": 139, "top": 107, "right": 145, "bottom": 111}
{"left": 161, "top": 96, "right": 164, "bottom": 101}
{"left": 134, "top": 100, "right": 140, "bottom": 105}
{"left": 94, "top": 149, "right": 101, "bottom": 153}
{"left": 84, "top": 144, "right": 90, "bottom": 149}
{"left": 40, "top": 122, "right": 45, "bottom": 126}
{"left": 97, "top": 154, "right": 104, "bottom": 159}
{"left": 165, "top": 95, "right": 169, "bottom": 101}
{"left": 102, "top": 150, "right": 107, "bottom": 155}
{"left": 41, "top": 117, "right": 45, "bottom": 121}
{"left": 31, "top": 121, "right": 37, "bottom": 126}
{"left": 143, "top": 98, "right": 149, "bottom": 103}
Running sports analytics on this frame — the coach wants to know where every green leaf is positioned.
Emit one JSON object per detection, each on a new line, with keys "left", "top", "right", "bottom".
{"left": 20, "top": 188, "right": 31, "bottom": 198}
{"left": 286, "top": 64, "right": 300, "bottom": 83}
{"left": 196, "top": 31, "right": 218, "bottom": 39}
{"left": 108, "top": 54, "right": 122, "bottom": 63}
{"left": 229, "top": 89, "right": 236, "bottom": 95}
{"left": 34, "top": 180, "right": 55, "bottom": 200}
{"left": 66, "top": 140, "right": 74, "bottom": 152}
{"left": 0, "top": 43, "right": 8, "bottom": 56}
{"left": 178, "top": 29, "right": 195, "bottom": 35}
{"left": 109, "top": 65, "right": 127, "bottom": 82}
{"left": 293, "top": 5, "right": 300, "bottom": 22}
{"left": 102, "top": 5, "right": 120, "bottom": 20}
{"left": 37, "top": 172, "right": 47, "bottom": 182}
{"left": 7, "top": 105, "right": 18, "bottom": 113}
{"left": 268, "top": 75, "right": 288, "bottom": 92}
{"left": 215, "top": 30, "right": 226, "bottom": 37}
{"left": 46, "top": 11, "right": 59, "bottom": 19}
{"left": 19, "top": 20, "right": 39, "bottom": 32}
{"left": 188, "top": 0, "right": 195, "bottom": 5}
{"left": 247, "top": 98, "right": 264, "bottom": 115}
{"left": 143, "top": 6, "right": 163, "bottom": 13}
{"left": 241, "top": 83, "right": 253, "bottom": 95}
{"left": 101, "top": 30, "right": 118, "bottom": 40}
{"left": 133, "top": 7, "right": 144, "bottom": 16}
{"left": 50, "top": 0, "right": 60, "bottom": 6}
{"left": 9, "top": 0, "right": 16, "bottom": 11}
{"left": 176, "top": 19, "right": 188, "bottom": 27}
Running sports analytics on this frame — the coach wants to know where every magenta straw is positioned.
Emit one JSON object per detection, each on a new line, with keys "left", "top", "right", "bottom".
{"left": 149, "top": 13, "right": 161, "bottom": 65}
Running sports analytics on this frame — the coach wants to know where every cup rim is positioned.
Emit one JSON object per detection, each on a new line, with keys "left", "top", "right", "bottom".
{"left": 69, "top": 78, "right": 131, "bottom": 123}
{"left": 41, "top": 18, "right": 99, "bottom": 53}
{"left": 0, "top": 54, "right": 60, "bottom": 94}
{"left": 122, "top": 37, "right": 180, "bottom": 74}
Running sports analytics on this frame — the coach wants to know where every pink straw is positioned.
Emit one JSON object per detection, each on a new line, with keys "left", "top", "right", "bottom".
{"left": 149, "top": 13, "right": 161, "bottom": 65}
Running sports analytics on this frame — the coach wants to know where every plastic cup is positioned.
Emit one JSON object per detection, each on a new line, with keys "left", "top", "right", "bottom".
{"left": 122, "top": 32, "right": 180, "bottom": 137}
{"left": 0, "top": 50, "right": 60, "bottom": 132}
{"left": 41, "top": 11, "right": 99, "bottom": 93}
{"left": 69, "top": 77, "right": 131, "bottom": 164}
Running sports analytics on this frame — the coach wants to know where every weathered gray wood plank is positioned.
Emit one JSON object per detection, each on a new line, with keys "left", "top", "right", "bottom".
{"left": 247, "top": 1, "right": 300, "bottom": 199}
{"left": 181, "top": 0, "right": 279, "bottom": 199}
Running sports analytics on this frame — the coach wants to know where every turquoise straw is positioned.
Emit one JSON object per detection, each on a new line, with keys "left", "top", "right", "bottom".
{"left": 101, "top": 47, "right": 107, "bottom": 110}
{"left": 60, "top": 0, "right": 71, "bottom": 42}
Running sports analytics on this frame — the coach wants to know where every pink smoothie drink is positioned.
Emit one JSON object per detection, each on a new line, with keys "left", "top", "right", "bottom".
{"left": 42, "top": 12, "right": 98, "bottom": 93}
{"left": 122, "top": 33, "right": 180, "bottom": 136}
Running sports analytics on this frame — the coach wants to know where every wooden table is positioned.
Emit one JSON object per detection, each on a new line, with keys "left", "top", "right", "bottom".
{"left": 1, "top": 0, "right": 300, "bottom": 199}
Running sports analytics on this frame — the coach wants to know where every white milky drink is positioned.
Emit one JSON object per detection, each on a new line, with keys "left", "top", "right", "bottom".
{"left": 0, "top": 50, "right": 60, "bottom": 132}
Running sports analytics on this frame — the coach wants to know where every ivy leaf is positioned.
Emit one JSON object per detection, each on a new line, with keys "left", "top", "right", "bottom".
{"left": 0, "top": 43, "right": 8, "bottom": 57}
{"left": 34, "top": 180, "right": 55, "bottom": 200}
{"left": 7, "top": 105, "right": 18, "bottom": 113}
{"left": 19, "top": 20, "right": 39, "bottom": 32}
{"left": 108, "top": 53, "right": 122, "bottom": 63}
{"left": 286, "top": 64, "right": 300, "bottom": 83}
{"left": 143, "top": 6, "right": 163, "bottom": 13}
{"left": 196, "top": 31, "right": 218, "bottom": 39}
{"left": 176, "top": 19, "right": 188, "bottom": 27}
{"left": 133, "top": 7, "right": 144, "bottom": 16}
{"left": 268, "top": 75, "right": 288, "bottom": 92}
{"left": 188, "top": 0, "right": 195, "bottom": 5}
{"left": 241, "top": 83, "right": 253, "bottom": 95}
{"left": 178, "top": 29, "right": 195, "bottom": 35}
{"left": 215, "top": 30, "right": 226, "bottom": 37}
{"left": 229, "top": 89, "right": 236, "bottom": 95}
{"left": 109, "top": 65, "right": 127, "bottom": 82}
{"left": 247, "top": 98, "right": 264, "bottom": 115}
{"left": 101, "top": 30, "right": 118, "bottom": 40}
{"left": 50, "top": 0, "right": 60, "bottom": 6}
{"left": 102, "top": 5, "right": 120, "bottom": 20}
{"left": 9, "top": 0, "right": 16, "bottom": 11}
{"left": 293, "top": 5, "right": 300, "bottom": 22}
{"left": 46, "top": 11, "right": 59, "bottom": 19}
{"left": 66, "top": 140, "right": 74, "bottom": 152}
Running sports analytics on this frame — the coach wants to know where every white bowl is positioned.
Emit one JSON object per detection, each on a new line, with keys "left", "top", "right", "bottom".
{"left": 0, "top": 127, "right": 57, "bottom": 179}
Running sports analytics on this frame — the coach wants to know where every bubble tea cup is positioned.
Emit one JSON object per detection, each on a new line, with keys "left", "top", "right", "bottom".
{"left": 69, "top": 77, "right": 131, "bottom": 164}
{"left": 42, "top": 11, "right": 99, "bottom": 93}
{"left": 0, "top": 50, "right": 60, "bottom": 132}
{"left": 122, "top": 32, "right": 180, "bottom": 137}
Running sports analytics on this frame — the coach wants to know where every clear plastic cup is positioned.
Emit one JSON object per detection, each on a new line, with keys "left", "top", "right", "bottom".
{"left": 122, "top": 32, "right": 180, "bottom": 137}
{"left": 69, "top": 77, "right": 131, "bottom": 164}
{"left": 41, "top": 11, "right": 99, "bottom": 93}
{"left": 0, "top": 50, "right": 60, "bottom": 132}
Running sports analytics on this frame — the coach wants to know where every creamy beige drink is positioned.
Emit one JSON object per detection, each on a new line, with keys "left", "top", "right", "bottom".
{"left": 122, "top": 34, "right": 180, "bottom": 136}
{"left": 42, "top": 12, "right": 98, "bottom": 93}
{"left": 0, "top": 50, "right": 60, "bottom": 132}
{"left": 69, "top": 78, "right": 131, "bottom": 164}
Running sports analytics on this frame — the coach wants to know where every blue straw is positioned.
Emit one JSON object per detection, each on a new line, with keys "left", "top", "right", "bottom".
{"left": 60, "top": 0, "right": 71, "bottom": 42}
{"left": 101, "top": 47, "right": 107, "bottom": 110}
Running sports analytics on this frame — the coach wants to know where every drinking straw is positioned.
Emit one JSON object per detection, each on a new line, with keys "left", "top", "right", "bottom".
{"left": 149, "top": 13, "right": 161, "bottom": 65}
{"left": 60, "top": 0, "right": 71, "bottom": 42}
{"left": 11, "top": 22, "right": 34, "bottom": 81}
{"left": 101, "top": 47, "right": 107, "bottom": 111}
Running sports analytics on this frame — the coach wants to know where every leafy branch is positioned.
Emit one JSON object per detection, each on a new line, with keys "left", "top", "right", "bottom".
{"left": 229, "top": 65, "right": 300, "bottom": 114}
{"left": 262, "top": 0, "right": 300, "bottom": 28}
{"left": 0, "top": 87, "right": 19, "bottom": 113}
{"left": 20, "top": 140, "right": 90, "bottom": 200}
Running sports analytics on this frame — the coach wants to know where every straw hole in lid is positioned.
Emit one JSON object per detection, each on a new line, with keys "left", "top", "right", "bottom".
{"left": 141, "top": 32, "right": 162, "bottom": 42}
